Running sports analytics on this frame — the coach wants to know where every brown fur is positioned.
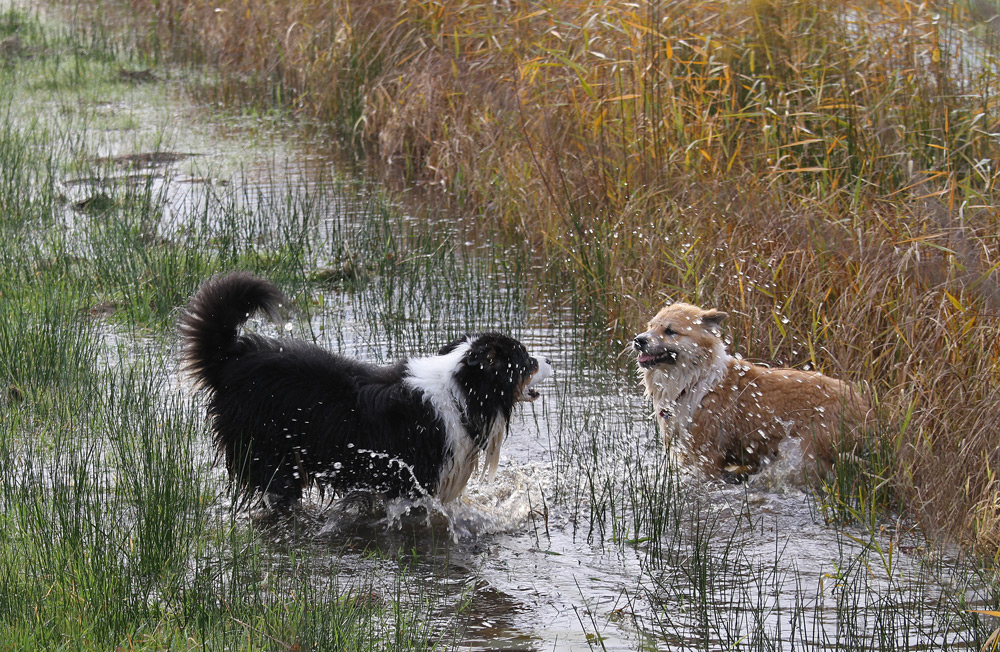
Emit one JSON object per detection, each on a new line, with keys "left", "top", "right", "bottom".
{"left": 634, "top": 302, "right": 870, "bottom": 480}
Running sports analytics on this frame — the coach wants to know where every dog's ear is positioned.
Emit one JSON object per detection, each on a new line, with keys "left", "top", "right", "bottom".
{"left": 466, "top": 341, "right": 500, "bottom": 368}
{"left": 700, "top": 309, "right": 728, "bottom": 331}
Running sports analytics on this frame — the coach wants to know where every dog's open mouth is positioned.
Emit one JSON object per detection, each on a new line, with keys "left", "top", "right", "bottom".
{"left": 520, "top": 356, "right": 553, "bottom": 401}
{"left": 637, "top": 350, "right": 679, "bottom": 368}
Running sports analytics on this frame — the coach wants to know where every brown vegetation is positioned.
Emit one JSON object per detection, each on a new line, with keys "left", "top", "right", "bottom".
{"left": 130, "top": 0, "right": 1000, "bottom": 553}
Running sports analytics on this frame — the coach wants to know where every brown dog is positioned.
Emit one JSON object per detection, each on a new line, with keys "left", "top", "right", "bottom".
{"left": 633, "top": 302, "right": 870, "bottom": 480}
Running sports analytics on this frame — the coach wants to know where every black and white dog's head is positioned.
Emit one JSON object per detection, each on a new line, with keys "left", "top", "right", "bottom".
{"left": 443, "top": 332, "right": 551, "bottom": 401}
{"left": 406, "top": 332, "right": 552, "bottom": 425}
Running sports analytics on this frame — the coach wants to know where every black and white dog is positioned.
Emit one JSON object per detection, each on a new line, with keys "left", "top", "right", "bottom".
{"left": 179, "top": 272, "right": 552, "bottom": 506}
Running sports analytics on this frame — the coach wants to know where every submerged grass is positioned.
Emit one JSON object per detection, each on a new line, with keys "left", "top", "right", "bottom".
{"left": 124, "top": 0, "right": 1000, "bottom": 553}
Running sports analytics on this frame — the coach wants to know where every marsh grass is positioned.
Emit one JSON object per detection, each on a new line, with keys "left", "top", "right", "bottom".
{"left": 0, "top": 272, "right": 97, "bottom": 399}
{"left": 818, "top": 422, "right": 901, "bottom": 529}
{"left": 6, "top": 2, "right": 1000, "bottom": 649}
{"left": 626, "top": 467, "right": 995, "bottom": 650}
{"left": 0, "top": 370, "right": 204, "bottom": 645}
{"left": 82, "top": 165, "right": 325, "bottom": 328}
{"left": 125, "top": 0, "right": 1000, "bottom": 552}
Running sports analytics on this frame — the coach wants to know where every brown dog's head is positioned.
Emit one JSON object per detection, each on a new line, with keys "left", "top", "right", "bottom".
{"left": 633, "top": 303, "right": 729, "bottom": 371}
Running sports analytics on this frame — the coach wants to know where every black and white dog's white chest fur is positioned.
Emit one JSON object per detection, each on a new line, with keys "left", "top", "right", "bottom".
{"left": 179, "top": 272, "right": 551, "bottom": 506}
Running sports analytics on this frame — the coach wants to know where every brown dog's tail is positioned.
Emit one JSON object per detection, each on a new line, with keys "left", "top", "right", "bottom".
{"left": 178, "top": 272, "right": 286, "bottom": 391}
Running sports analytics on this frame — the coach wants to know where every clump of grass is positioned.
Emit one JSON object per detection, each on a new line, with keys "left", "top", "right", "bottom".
{"left": 0, "top": 273, "right": 98, "bottom": 401}
{"left": 814, "top": 414, "right": 902, "bottom": 551}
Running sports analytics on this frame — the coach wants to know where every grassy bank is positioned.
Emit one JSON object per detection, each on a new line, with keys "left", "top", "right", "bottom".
{"left": 123, "top": 0, "right": 1000, "bottom": 554}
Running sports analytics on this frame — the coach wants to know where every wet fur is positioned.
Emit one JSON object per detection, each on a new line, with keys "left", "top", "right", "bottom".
{"left": 634, "top": 302, "right": 870, "bottom": 480}
{"left": 179, "top": 272, "right": 550, "bottom": 506}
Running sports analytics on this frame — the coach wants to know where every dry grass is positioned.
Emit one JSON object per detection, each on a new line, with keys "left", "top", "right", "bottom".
{"left": 131, "top": 0, "right": 1000, "bottom": 552}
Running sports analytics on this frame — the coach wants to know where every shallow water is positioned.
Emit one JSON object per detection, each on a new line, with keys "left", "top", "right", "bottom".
{"left": 199, "top": 264, "right": 989, "bottom": 651}
{"left": 270, "top": 355, "right": 979, "bottom": 651}
{"left": 24, "top": 35, "right": 995, "bottom": 650}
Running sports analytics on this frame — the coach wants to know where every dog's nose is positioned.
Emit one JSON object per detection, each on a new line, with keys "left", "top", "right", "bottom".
{"left": 633, "top": 335, "right": 648, "bottom": 351}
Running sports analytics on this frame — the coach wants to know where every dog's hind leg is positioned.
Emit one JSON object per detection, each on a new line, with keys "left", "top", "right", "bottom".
{"left": 256, "top": 455, "right": 306, "bottom": 509}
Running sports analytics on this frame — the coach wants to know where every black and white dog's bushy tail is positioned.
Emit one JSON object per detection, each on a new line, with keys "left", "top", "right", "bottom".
{"left": 179, "top": 272, "right": 286, "bottom": 390}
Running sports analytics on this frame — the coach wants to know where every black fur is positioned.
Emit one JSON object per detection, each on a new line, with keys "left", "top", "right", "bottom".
{"left": 179, "top": 272, "right": 541, "bottom": 506}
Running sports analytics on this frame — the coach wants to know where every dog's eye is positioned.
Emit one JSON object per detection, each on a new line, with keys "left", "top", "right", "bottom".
{"left": 663, "top": 326, "right": 677, "bottom": 336}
